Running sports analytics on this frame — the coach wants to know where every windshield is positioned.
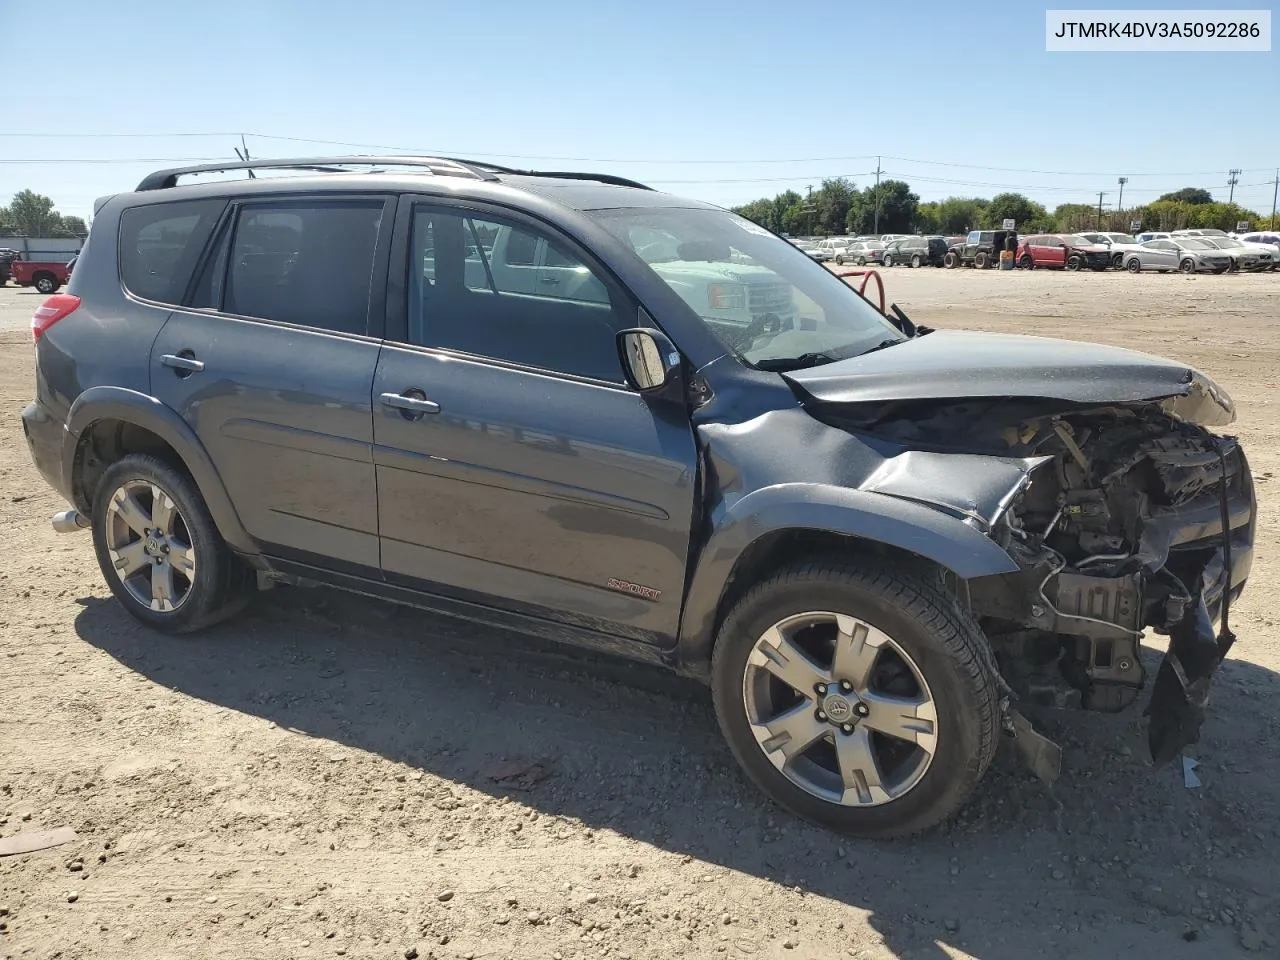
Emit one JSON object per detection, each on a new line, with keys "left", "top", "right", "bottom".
{"left": 1211, "top": 238, "right": 1243, "bottom": 248}
{"left": 1068, "top": 234, "right": 1098, "bottom": 246}
{"left": 1178, "top": 238, "right": 1213, "bottom": 250}
{"left": 589, "top": 207, "right": 902, "bottom": 368}
{"left": 1106, "top": 233, "right": 1135, "bottom": 243}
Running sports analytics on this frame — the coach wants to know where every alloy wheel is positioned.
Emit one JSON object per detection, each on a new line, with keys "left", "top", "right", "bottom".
{"left": 104, "top": 479, "right": 197, "bottom": 612}
{"left": 741, "top": 611, "right": 937, "bottom": 807}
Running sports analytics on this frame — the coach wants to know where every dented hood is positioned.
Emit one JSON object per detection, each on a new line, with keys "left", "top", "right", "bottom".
{"left": 782, "top": 330, "right": 1235, "bottom": 426}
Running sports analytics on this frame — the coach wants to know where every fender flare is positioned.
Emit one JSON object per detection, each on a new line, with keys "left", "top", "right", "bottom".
{"left": 63, "top": 386, "right": 256, "bottom": 554}
{"left": 676, "top": 482, "right": 1019, "bottom": 667}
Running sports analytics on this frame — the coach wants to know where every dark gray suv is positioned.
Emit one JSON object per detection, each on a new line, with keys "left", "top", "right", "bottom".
{"left": 22, "top": 156, "right": 1256, "bottom": 838}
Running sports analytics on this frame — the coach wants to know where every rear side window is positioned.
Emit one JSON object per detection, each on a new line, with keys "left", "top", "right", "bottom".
{"left": 220, "top": 200, "right": 384, "bottom": 335}
{"left": 118, "top": 199, "right": 225, "bottom": 303}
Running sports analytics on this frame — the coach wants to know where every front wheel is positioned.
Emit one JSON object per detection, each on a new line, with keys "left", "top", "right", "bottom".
{"left": 882, "top": 254, "right": 894, "bottom": 267}
{"left": 91, "top": 454, "right": 250, "bottom": 633}
{"left": 835, "top": 255, "right": 845, "bottom": 265}
{"left": 856, "top": 256, "right": 866, "bottom": 266}
{"left": 1066, "top": 255, "right": 1082, "bottom": 271}
{"left": 711, "top": 560, "right": 1000, "bottom": 838}
{"left": 943, "top": 252, "right": 959, "bottom": 269}
{"left": 1111, "top": 252, "right": 1124, "bottom": 268}
{"left": 1179, "top": 258, "right": 1196, "bottom": 274}
{"left": 1019, "top": 254, "right": 1034, "bottom": 270}
{"left": 1127, "top": 257, "right": 1142, "bottom": 273}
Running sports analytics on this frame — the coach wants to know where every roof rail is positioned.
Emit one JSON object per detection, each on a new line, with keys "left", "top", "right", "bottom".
{"left": 135, "top": 155, "right": 500, "bottom": 191}
{"left": 462, "top": 161, "right": 654, "bottom": 191}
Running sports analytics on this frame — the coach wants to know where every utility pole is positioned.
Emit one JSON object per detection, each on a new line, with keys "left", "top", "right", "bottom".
{"left": 1227, "top": 168, "right": 1241, "bottom": 205}
{"left": 1117, "top": 176, "right": 1128, "bottom": 213}
{"left": 873, "top": 157, "right": 883, "bottom": 235}
{"left": 1096, "top": 191, "right": 1108, "bottom": 230}
{"left": 1270, "top": 168, "right": 1278, "bottom": 229}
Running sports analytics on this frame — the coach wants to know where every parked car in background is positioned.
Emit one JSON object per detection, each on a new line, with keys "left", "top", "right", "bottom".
{"left": 1238, "top": 232, "right": 1280, "bottom": 267}
{"left": 792, "top": 240, "right": 831, "bottom": 262}
{"left": 1198, "top": 237, "right": 1275, "bottom": 272}
{"left": 0, "top": 248, "right": 21, "bottom": 287}
{"left": 1136, "top": 231, "right": 1172, "bottom": 243}
{"left": 815, "top": 238, "right": 853, "bottom": 261}
{"left": 944, "top": 230, "right": 1016, "bottom": 269}
{"left": 1123, "top": 238, "right": 1232, "bottom": 274}
{"left": 10, "top": 258, "right": 75, "bottom": 294}
{"left": 1077, "top": 232, "right": 1144, "bottom": 268}
{"left": 840, "top": 240, "right": 885, "bottom": 265}
{"left": 1172, "top": 228, "right": 1229, "bottom": 238}
{"left": 1016, "top": 234, "right": 1111, "bottom": 271}
{"left": 881, "top": 235, "right": 948, "bottom": 268}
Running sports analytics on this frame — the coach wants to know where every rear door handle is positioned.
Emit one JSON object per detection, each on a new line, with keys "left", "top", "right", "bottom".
{"left": 160, "top": 353, "right": 204, "bottom": 374}
{"left": 380, "top": 392, "right": 440, "bottom": 415}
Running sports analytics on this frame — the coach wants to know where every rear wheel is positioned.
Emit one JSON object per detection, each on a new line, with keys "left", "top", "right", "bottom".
{"left": 91, "top": 454, "right": 250, "bottom": 633}
{"left": 882, "top": 254, "right": 895, "bottom": 267}
{"left": 711, "top": 560, "right": 1000, "bottom": 838}
{"left": 1127, "top": 257, "right": 1142, "bottom": 273}
{"left": 1179, "top": 258, "right": 1196, "bottom": 274}
{"left": 856, "top": 256, "right": 866, "bottom": 266}
{"left": 34, "top": 274, "right": 58, "bottom": 294}
{"left": 910, "top": 254, "right": 922, "bottom": 268}
{"left": 835, "top": 255, "right": 845, "bottom": 266}
{"left": 973, "top": 251, "right": 989, "bottom": 269}
{"left": 1111, "top": 252, "right": 1124, "bottom": 268}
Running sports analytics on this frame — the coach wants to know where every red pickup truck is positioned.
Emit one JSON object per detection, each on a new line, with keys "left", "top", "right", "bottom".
{"left": 10, "top": 258, "right": 74, "bottom": 294}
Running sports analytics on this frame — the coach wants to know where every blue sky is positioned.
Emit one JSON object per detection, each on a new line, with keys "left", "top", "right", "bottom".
{"left": 2, "top": 0, "right": 1276, "bottom": 222}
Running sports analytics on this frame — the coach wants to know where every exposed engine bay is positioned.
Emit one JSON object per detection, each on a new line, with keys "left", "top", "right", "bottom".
{"left": 830, "top": 397, "right": 1256, "bottom": 768}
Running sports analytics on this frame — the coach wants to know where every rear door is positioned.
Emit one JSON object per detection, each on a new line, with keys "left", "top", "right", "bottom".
{"left": 371, "top": 198, "right": 698, "bottom": 643}
{"left": 148, "top": 195, "right": 393, "bottom": 569}
{"left": 1143, "top": 240, "right": 1177, "bottom": 270}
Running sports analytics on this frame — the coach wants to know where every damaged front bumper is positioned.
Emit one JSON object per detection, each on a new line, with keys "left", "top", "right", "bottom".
{"left": 972, "top": 433, "right": 1256, "bottom": 767}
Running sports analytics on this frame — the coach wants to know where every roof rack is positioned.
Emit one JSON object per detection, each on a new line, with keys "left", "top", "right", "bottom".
{"left": 467, "top": 161, "right": 653, "bottom": 191}
{"left": 135, "top": 155, "right": 500, "bottom": 191}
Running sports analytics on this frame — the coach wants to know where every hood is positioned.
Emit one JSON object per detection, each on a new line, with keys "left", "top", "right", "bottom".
{"left": 649, "top": 261, "right": 781, "bottom": 283}
{"left": 781, "top": 330, "right": 1235, "bottom": 426}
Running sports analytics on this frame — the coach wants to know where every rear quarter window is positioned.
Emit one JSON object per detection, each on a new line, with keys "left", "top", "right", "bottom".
{"left": 118, "top": 199, "right": 226, "bottom": 304}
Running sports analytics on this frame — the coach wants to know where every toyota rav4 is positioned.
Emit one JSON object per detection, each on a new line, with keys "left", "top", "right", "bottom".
{"left": 22, "top": 156, "right": 1256, "bottom": 838}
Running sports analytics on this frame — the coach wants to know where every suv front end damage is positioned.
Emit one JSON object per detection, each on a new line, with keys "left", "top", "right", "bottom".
{"left": 969, "top": 406, "right": 1254, "bottom": 765}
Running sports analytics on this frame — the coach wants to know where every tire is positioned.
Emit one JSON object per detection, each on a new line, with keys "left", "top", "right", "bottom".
{"left": 910, "top": 254, "right": 922, "bottom": 268}
{"left": 882, "top": 254, "right": 894, "bottom": 268}
{"left": 1018, "top": 254, "right": 1034, "bottom": 270}
{"left": 856, "top": 256, "right": 866, "bottom": 266}
{"left": 34, "top": 274, "right": 58, "bottom": 294}
{"left": 835, "top": 255, "right": 845, "bottom": 266}
{"left": 943, "top": 252, "right": 959, "bottom": 269}
{"left": 1111, "top": 252, "right": 1124, "bottom": 268}
{"left": 1066, "top": 255, "right": 1082, "bottom": 271}
{"left": 711, "top": 559, "right": 1000, "bottom": 839}
{"left": 1126, "top": 257, "right": 1142, "bottom": 273}
{"left": 973, "top": 251, "right": 989, "bottom": 269}
{"left": 91, "top": 454, "right": 250, "bottom": 634}
{"left": 1179, "top": 258, "right": 1196, "bottom": 274}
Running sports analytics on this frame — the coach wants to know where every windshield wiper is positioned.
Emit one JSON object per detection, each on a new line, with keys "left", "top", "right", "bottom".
{"left": 754, "top": 352, "right": 840, "bottom": 371}
{"left": 857, "top": 338, "right": 905, "bottom": 357}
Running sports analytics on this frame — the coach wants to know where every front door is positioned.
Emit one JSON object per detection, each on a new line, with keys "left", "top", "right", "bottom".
{"left": 372, "top": 200, "right": 698, "bottom": 643}
{"left": 150, "top": 195, "right": 394, "bottom": 569}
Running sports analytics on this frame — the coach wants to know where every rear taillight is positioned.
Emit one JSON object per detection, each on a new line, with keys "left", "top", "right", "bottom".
{"left": 32, "top": 294, "right": 80, "bottom": 342}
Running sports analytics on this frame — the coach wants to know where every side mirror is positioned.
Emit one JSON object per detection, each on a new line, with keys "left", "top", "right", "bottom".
{"left": 617, "top": 328, "right": 681, "bottom": 393}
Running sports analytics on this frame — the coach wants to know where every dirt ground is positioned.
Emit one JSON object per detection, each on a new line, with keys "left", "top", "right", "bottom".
{"left": 1, "top": 269, "right": 1279, "bottom": 960}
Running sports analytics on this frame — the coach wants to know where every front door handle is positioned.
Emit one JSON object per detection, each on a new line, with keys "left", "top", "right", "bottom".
{"left": 380, "top": 391, "right": 441, "bottom": 415}
{"left": 161, "top": 353, "right": 204, "bottom": 374}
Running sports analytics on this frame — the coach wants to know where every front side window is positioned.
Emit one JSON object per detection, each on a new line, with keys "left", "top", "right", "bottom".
{"left": 220, "top": 200, "right": 383, "bottom": 334}
{"left": 406, "top": 207, "right": 626, "bottom": 383}
{"left": 588, "top": 206, "right": 902, "bottom": 370}
{"left": 119, "top": 199, "right": 225, "bottom": 304}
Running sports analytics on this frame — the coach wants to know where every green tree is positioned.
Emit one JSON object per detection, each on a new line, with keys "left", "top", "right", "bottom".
{"left": 1157, "top": 187, "right": 1213, "bottom": 205}
{"left": 934, "top": 197, "right": 988, "bottom": 234}
{"left": 1053, "top": 203, "right": 1098, "bottom": 233}
{"left": 982, "top": 193, "right": 1053, "bottom": 231}
{"left": 3, "top": 190, "right": 63, "bottom": 236}
{"left": 914, "top": 201, "right": 940, "bottom": 234}
{"left": 847, "top": 179, "right": 918, "bottom": 234}
{"left": 58, "top": 215, "right": 89, "bottom": 237}
{"left": 812, "top": 178, "right": 858, "bottom": 235}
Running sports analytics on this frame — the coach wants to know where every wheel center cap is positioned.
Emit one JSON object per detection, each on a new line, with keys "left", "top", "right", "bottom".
{"left": 821, "top": 694, "right": 855, "bottom": 724}
{"left": 144, "top": 536, "right": 163, "bottom": 556}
